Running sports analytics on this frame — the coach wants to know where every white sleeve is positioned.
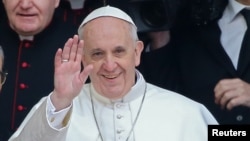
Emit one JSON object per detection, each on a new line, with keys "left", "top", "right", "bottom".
{"left": 9, "top": 96, "right": 70, "bottom": 141}
{"left": 46, "top": 94, "right": 72, "bottom": 129}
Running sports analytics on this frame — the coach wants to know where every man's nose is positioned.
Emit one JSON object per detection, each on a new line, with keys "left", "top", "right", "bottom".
{"left": 102, "top": 55, "right": 118, "bottom": 71}
{"left": 19, "top": 0, "right": 33, "bottom": 9}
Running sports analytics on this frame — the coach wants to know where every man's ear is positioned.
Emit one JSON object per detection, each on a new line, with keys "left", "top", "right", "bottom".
{"left": 55, "top": 0, "right": 60, "bottom": 8}
{"left": 135, "top": 41, "right": 144, "bottom": 67}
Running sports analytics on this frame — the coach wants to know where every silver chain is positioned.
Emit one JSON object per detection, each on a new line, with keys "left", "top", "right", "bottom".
{"left": 90, "top": 84, "right": 147, "bottom": 141}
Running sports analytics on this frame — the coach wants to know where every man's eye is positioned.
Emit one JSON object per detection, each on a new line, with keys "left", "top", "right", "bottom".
{"left": 115, "top": 49, "right": 125, "bottom": 55}
{"left": 93, "top": 52, "right": 102, "bottom": 56}
{"left": 91, "top": 52, "right": 104, "bottom": 60}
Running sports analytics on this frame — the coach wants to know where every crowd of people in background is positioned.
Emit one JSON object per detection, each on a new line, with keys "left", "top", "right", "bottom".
{"left": 174, "top": 0, "right": 250, "bottom": 124}
{"left": 139, "top": 0, "right": 250, "bottom": 124}
{"left": 1, "top": 0, "right": 250, "bottom": 140}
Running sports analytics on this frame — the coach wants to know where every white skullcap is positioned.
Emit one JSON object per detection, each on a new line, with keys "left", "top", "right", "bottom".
{"left": 78, "top": 5, "right": 136, "bottom": 34}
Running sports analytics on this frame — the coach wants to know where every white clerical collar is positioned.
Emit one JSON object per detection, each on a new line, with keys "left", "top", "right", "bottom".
{"left": 68, "top": 0, "right": 85, "bottom": 9}
{"left": 90, "top": 69, "right": 147, "bottom": 104}
{"left": 19, "top": 35, "right": 34, "bottom": 41}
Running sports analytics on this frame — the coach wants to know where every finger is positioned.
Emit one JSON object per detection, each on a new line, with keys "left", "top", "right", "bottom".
{"left": 214, "top": 83, "right": 226, "bottom": 104}
{"left": 214, "top": 80, "right": 224, "bottom": 104}
{"left": 226, "top": 96, "right": 241, "bottom": 110}
{"left": 62, "top": 38, "right": 73, "bottom": 61}
{"left": 226, "top": 94, "right": 249, "bottom": 110}
{"left": 69, "top": 35, "right": 79, "bottom": 62}
{"left": 75, "top": 39, "right": 84, "bottom": 63}
{"left": 226, "top": 86, "right": 250, "bottom": 110}
{"left": 214, "top": 79, "right": 236, "bottom": 104}
{"left": 219, "top": 89, "right": 238, "bottom": 109}
{"left": 55, "top": 48, "right": 63, "bottom": 68}
{"left": 79, "top": 64, "right": 93, "bottom": 84}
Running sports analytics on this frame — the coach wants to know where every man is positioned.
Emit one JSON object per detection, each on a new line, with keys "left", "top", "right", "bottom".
{"left": 0, "top": 0, "right": 76, "bottom": 140}
{"left": 175, "top": 0, "right": 250, "bottom": 124}
{"left": 141, "top": 0, "right": 250, "bottom": 124}
{"left": 8, "top": 6, "right": 217, "bottom": 141}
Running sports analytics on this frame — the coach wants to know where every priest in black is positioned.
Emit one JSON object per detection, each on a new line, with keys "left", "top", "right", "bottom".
{"left": 0, "top": 0, "right": 77, "bottom": 140}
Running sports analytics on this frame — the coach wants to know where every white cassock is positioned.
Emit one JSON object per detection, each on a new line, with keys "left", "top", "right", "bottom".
{"left": 9, "top": 71, "right": 218, "bottom": 141}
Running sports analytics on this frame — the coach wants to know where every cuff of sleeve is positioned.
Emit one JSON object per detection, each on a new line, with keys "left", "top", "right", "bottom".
{"left": 46, "top": 93, "right": 72, "bottom": 130}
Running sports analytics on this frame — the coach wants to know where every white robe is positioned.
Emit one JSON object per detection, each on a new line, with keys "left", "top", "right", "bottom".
{"left": 9, "top": 71, "right": 218, "bottom": 141}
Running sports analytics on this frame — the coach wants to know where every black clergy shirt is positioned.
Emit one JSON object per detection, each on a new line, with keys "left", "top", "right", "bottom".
{"left": 0, "top": 14, "right": 77, "bottom": 141}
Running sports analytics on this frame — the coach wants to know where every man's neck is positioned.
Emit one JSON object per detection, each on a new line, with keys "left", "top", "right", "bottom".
{"left": 237, "top": 0, "right": 250, "bottom": 5}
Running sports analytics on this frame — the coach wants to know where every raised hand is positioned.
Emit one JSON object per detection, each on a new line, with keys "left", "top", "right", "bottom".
{"left": 51, "top": 35, "right": 93, "bottom": 111}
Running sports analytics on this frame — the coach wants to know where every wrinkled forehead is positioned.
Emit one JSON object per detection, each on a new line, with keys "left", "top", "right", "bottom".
{"left": 84, "top": 18, "right": 132, "bottom": 43}
{"left": 84, "top": 16, "right": 131, "bottom": 30}
{"left": 82, "top": 18, "right": 136, "bottom": 53}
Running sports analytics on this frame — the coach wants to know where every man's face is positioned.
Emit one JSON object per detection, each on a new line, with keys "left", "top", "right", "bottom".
{"left": 82, "top": 17, "right": 143, "bottom": 99}
{"left": 237, "top": 0, "right": 250, "bottom": 5}
{"left": 2, "top": 0, "right": 60, "bottom": 36}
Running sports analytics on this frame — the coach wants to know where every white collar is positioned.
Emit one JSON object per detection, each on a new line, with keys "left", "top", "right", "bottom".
{"left": 19, "top": 35, "right": 34, "bottom": 41}
{"left": 68, "top": 0, "right": 85, "bottom": 9}
{"left": 224, "top": 0, "right": 250, "bottom": 23}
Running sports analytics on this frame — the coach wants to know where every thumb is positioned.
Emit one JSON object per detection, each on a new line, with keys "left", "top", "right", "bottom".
{"left": 80, "top": 64, "right": 93, "bottom": 83}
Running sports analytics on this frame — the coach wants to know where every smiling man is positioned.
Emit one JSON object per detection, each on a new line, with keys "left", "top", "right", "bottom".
{"left": 8, "top": 6, "right": 218, "bottom": 141}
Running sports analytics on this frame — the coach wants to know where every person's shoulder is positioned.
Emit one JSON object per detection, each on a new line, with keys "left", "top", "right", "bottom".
{"left": 146, "top": 83, "right": 218, "bottom": 124}
{"left": 146, "top": 83, "right": 204, "bottom": 108}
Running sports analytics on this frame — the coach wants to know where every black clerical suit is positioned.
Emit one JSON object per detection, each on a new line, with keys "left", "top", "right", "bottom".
{"left": 175, "top": 21, "right": 250, "bottom": 124}
{"left": 55, "top": 0, "right": 102, "bottom": 26}
{"left": 0, "top": 15, "right": 76, "bottom": 141}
